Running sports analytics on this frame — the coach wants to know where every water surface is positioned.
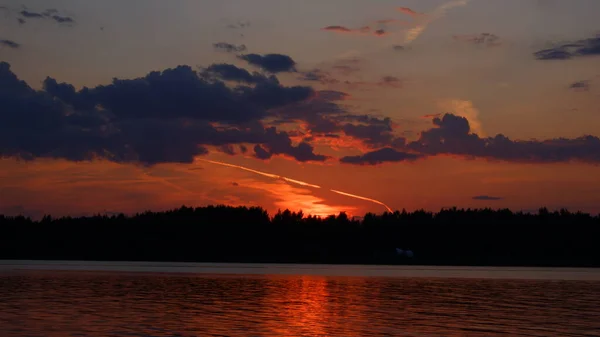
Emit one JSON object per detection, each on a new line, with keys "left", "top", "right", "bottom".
{"left": 1, "top": 263, "right": 599, "bottom": 336}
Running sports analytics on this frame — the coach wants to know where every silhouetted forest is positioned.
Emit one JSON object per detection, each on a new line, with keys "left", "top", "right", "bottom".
{"left": 1, "top": 206, "right": 599, "bottom": 267}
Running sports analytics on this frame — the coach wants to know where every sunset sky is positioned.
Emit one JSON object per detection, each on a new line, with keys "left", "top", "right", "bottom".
{"left": 1, "top": 0, "right": 600, "bottom": 218}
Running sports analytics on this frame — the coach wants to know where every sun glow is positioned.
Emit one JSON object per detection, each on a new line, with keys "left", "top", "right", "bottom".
{"left": 198, "top": 158, "right": 393, "bottom": 214}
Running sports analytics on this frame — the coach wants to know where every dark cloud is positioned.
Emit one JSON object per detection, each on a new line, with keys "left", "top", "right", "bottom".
{"left": 393, "top": 45, "right": 405, "bottom": 51}
{"left": 407, "top": 114, "right": 600, "bottom": 164}
{"left": 272, "top": 90, "right": 406, "bottom": 152}
{"left": 330, "top": 58, "right": 364, "bottom": 75}
{"left": 213, "top": 42, "right": 247, "bottom": 53}
{"left": 453, "top": 33, "right": 501, "bottom": 47}
{"left": 473, "top": 195, "right": 504, "bottom": 201}
{"left": 0, "top": 62, "right": 103, "bottom": 162}
{"left": 269, "top": 89, "right": 351, "bottom": 135}
{"left": 341, "top": 120, "right": 394, "bottom": 148}
{"left": 42, "top": 9, "right": 59, "bottom": 16}
{"left": 44, "top": 64, "right": 312, "bottom": 123}
{"left": 254, "top": 128, "right": 328, "bottom": 162}
{"left": 299, "top": 71, "right": 323, "bottom": 81}
{"left": 341, "top": 113, "right": 600, "bottom": 165}
{"left": 0, "top": 39, "right": 20, "bottom": 49}
{"left": 17, "top": 18, "right": 25, "bottom": 24}
{"left": 1, "top": 61, "right": 327, "bottom": 165}
{"left": 570, "top": 80, "right": 590, "bottom": 91}
{"left": 315, "top": 90, "right": 348, "bottom": 101}
{"left": 340, "top": 148, "right": 421, "bottom": 165}
{"left": 322, "top": 25, "right": 386, "bottom": 37}
{"left": 378, "top": 76, "right": 402, "bottom": 88}
{"left": 227, "top": 21, "right": 250, "bottom": 29}
{"left": 298, "top": 69, "right": 339, "bottom": 84}
{"left": 218, "top": 144, "right": 237, "bottom": 156}
{"left": 534, "top": 35, "right": 600, "bottom": 60}
{"left": 374, "top": 29, "right": 387, "bottom": 36}
{"left": 51, "top": 15, "right": 74, "bottom": 24}
{"left": 238, "top": 53, "right": 297, "bottom": 73}
{"left": 232, "top": 182, "right": 239, "bottom": 186}
{"left": 253, "top": 145, "right": 271, "bottom": 160}
{"left": 19, "top": 10, "right": 44, "bottom": 18}
{"left": 202, "top": 63, "right": 266, "bottom": 84}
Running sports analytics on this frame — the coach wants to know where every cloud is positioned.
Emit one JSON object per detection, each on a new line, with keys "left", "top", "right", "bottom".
{"left": 322, "top": 25, "right": 352, "bottom": 33}
{"left": 14, "top": 8, "right": 74, "bottom": 26}
{"left": 392, "top": 45, "right": 406, "bottom": 51}
{"left": 403, "top": 0, "right": 471, "bottom": 45}
{"left": 341, "top": 122, "right": 395, "bottom": 148}
{"left": 213, "top": 42, "right": 247, "bottom": 53}
{"left": 226, "top": 20, "right": 250, "bottom": 29}
{"left": 1, "top": 61, "right": 328, "bottom": 165}
{"left": 397, "top": 7, "right": 422, "bottom": 17}
{"left": 202, "top": 63, "right": 266, "bottom": 84}
{"left": 253, "top": 144, "right": 271, "bottom": 160}
{"left": 314, "top": 90, "right": 349, "bottom": 101}
{"left": 19, "top": 10, "right": 44, "bottom": 18}
{"left": 0, "top": 39, "right": 20, "bottom": 49}
{"left": 322, "top": 25, "right": 388, "bottom": 37}
{"left": 453, "top": 33, "right": 501, "bottom": 47}
{"left": 51, "top": 15, "right": 75, "bottom": 24}
{"left": 341, "top": 113, "right": 600, "bottom": 165}
{"left": 439, "top": 99, "right": 484, "bottom": 136}
{"left": 570, "top": 80, "right": 590, "bottom": 91}
{"left": 340, "top": 148, "right": 421, "bottom": 165}
{"left": 44, "top": 64, "right": 312, "bottom": 122}
{"left": 298, "top": 69, "right": 339, "bottom": 84}
{"left": 407, "top": 114, "right": 600, "bottom": 164}
{"left": 238, "top": 53, "right": 297, "bottom": 73}
{"left": 218, "top": 145, "right": 237, "bottom": 156}
{"left": 534, "top": 35, "right": 600, "bottom": 60}
{"left": 472, "top": 195, "right": 504, "bottom": 201}
{"left": 42, "top": 9, "right": 59, "bottom": 16}
{"left": 255, "top": 128, "right": 329, "bottom": 162}
{"left": 378, "top": 76, "right": 402, "bottom": 88}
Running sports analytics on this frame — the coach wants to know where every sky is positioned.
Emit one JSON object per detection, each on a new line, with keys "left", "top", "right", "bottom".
{"left": 1, "top": 0, "right": 600, "bottom": 218}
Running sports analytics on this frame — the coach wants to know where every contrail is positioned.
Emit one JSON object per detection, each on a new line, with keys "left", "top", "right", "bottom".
{"left": 198, "top": 159, "right": 322, "bottom": 189}
{"left": 330, "top": 189, "right": 393, "bottom": 213}
{"left": 198, "top": 159, "right": 394, "bottom": 213}
{"left": 403, "top": 0, "right": 471, "bottom": 45}
{"left": 137, "top": 168, "right": 198, "bottom": 196}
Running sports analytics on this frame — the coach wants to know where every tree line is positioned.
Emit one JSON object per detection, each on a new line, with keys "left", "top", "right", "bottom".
{"left": 1, "top": 205, "right": 599, "bottom": 267}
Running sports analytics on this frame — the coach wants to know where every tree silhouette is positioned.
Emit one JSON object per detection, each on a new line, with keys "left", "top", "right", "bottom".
{"left": 0, "top": 205, "right": 598, "bottom": 266}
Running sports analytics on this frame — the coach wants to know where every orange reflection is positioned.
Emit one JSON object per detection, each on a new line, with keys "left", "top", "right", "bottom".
{"left": 262, "top": 276, "right": 330, "bottom": 336}
{"left": 260, "top": 276, "right": 377, "bottom": 337}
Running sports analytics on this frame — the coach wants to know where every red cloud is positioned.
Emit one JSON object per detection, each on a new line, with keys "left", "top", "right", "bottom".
{"left": 396, "top": 7, "right": 423, "bottom": 17}
{"left": 322, "top": 25, "right": 352, "bottom": 33}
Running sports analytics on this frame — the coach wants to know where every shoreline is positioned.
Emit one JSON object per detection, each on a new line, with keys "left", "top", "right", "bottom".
{"left": 2, "top": 260, "right": 600, "bottom": 280}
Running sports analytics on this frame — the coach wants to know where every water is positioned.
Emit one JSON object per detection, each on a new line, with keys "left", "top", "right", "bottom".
{"left": 1, "top": 262, "right": 600, "bottom": 337}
